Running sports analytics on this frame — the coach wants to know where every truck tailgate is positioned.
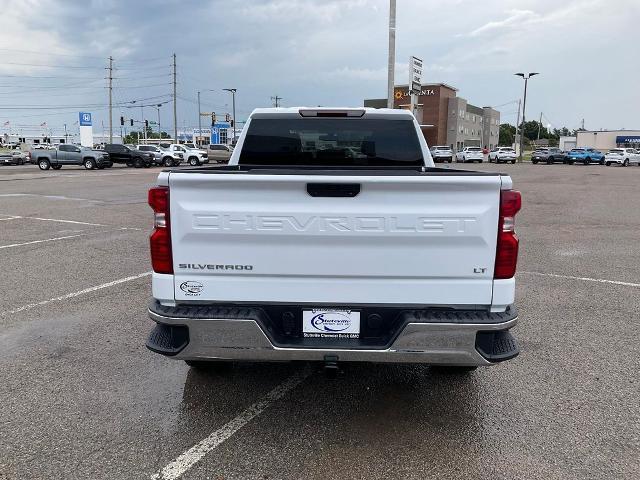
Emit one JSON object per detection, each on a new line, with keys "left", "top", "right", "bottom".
{"left": 168, "top": 172, "right": 502, "bottom": 306}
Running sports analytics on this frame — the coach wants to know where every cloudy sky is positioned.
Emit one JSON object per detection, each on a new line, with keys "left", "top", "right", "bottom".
{"left": 1, "top": 0, "right": 638, "bottom": 137}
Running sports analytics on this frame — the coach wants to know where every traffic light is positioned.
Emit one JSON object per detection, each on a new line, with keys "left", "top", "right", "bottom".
{"left": 120, "top": 116, "right": 124, "bottom": 126}
{"left": 145, "top": 120, "right": 149, "bottom": 128}
{"left": 210, "top": 112, "right": 216, "bottom": 125}
{"left": 130, "top": 119, "right": 134, "bottom": 127}
{"left": 225, "top": 113, "right": 230, "bottom": 122}
{"left": 230, "top": 120, "right": 234, "bottom": 127}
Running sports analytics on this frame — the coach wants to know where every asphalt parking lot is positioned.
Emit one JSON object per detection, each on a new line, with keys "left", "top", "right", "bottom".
{"left": 1, "top": 162, "right": 639, "bottom": 480}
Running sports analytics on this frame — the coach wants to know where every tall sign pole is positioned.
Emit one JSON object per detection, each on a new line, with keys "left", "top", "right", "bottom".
{"left": 108, "top": 56, "right": 113, "bottom": 143}
{"left": 387, "top": 0, "right": 396, "bottom": 108}
{"left": 173, "top": 53, "right": 178, "bottom": 143}
{"left": 409, "top": 56, "right": 423, "bottom": 117}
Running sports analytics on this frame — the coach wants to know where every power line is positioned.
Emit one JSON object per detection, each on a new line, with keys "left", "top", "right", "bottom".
{"left": 0, "top": 61, "right": 104, "bottom": 69}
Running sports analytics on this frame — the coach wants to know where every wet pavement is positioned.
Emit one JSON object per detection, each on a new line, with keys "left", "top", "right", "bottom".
{"left": 1, "top": 162, "right": 638, "bottom": 479}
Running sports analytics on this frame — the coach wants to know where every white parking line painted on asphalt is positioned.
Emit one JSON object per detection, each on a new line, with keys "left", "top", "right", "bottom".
{"left": 0, "top": 227, "right": 143, "bottom": 250}
{"left": 0, "top": 271, "right": 151, "bottom": 316}
{"left": 0, "top": 215, "right": 106, "bottom": 226}
{"left": 151, "top": 369, "right": 311, "bottom": 480}
{"left": 521, "top": 271, "right": 640, "bottom": 288}
{"left": 0, "top": 233, "right": 88, "bottom": 249}
{"left": 0, "top": 193, "right": 97, "bottom": 202}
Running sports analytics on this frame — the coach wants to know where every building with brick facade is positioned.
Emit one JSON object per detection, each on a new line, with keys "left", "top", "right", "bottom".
{"left": 364, "top": 83, "right": 500, "bottom": 151}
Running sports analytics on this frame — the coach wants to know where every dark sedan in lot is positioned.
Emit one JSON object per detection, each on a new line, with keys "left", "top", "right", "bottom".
{"left": 531, "top": 147, "right": 567, "bottom": 164}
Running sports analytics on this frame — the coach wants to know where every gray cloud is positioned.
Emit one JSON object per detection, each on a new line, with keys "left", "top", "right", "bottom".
{"left": 0, "top": 0, "right": 638, "bottom": 137}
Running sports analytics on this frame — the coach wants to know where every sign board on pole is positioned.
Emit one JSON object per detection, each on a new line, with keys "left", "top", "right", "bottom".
{"left": 78, "top": 112, "right": 93, "bottom": 147}
{"left": 409, "top": 56, "right": 423, "bottom": 95}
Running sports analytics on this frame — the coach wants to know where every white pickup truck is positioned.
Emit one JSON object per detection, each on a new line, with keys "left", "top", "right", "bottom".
{"left": 146, "top": 108, "right": 521, "bottom": 373}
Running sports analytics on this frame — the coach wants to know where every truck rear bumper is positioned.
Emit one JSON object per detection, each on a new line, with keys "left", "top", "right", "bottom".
{"left": 147, "top": 302, "right": 519, "bottom": 366}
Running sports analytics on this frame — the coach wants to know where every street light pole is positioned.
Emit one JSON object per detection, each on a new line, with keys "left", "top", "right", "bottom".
{"left": 515, "top": 72, "right": 539, "bottom": 162}
{"left": 223, "top": 88, "right": 237, "bottom": 144}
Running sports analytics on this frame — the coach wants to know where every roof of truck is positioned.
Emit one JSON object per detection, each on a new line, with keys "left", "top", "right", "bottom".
{"left": 249, "top": 107, "right": 415, "bottom": 120}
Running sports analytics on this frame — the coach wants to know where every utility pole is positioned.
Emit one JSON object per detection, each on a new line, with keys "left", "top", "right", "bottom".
{"left": 387, "top": 0, "right": 396, "bottom": 109}
{"left": 197, "top": 91, "right": 201, "bottom": 145}
{"left": 537, "top": 112, "right": 543, "bottom": 141}
{"left": 157, "top": 104, "right": 162, "bottom": 140}
{"left": 514, "top": 98, "right": 521, "bottom": 152}
{"left": 64, "top": 123, "right": 68, "bottom": 143}
{"left": 172, "top": 53, "right": 177, "bottom": 143}
{"left": 515, "top": 72, "right": 539, "bottom": 162}
{"left": 271, "top": 95, "right": 282, "bottom": 107}
{"left": 108, "top": 56, "right": 113, "bottom": 143}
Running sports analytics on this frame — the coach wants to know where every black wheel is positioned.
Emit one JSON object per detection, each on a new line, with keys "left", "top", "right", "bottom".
{"left": 623, "top": 159, "right": 629, "bottom": 167}
{"left": 97, "top": 165, "right": 105, "bottom": 169}
{"left": 84, "top": 158, "right": 96, "bottom": 170}
{"left": 18, "top": 159, "right": 24, "bottom": 165}
{"left": 163, "top": 157, "right": 173, "bottom": 167}
{"left": 583, "top": 158, "right": 590, "bottom": 165}
{"left": 38, "top": 159, "right": 50, "bottom": 170}
{"left": 126, "top": 160, "right": 133, "bottom": 167}
{"left": 546, "top": 158, "right": 552, "bottom": 164}
{"left": 106, "top": 162, "right": 113, "bottom": 168}
{"left": 133, "top": 157, "right": 143, "bottom": 168}
{"left": 52, "top": 164, "right": 62, "bottom": 170}
{"left": 532, "top": 160, "right": 538, "bottom": 164}
{"left": 478, "top": 159, "right": 483, "bottom": 163}
{"left": 599, "top": 159, "right": 604, "bottom": 165}
{"left": 189, "top": 157, "right": 200, "bottom": 166}
{"left": 511, "top": 159, "right": 516, "bottom": 164}
{"left": 568, "top": 161, "right": 574, "bottom": 165}
{"left": 605, "top": 162, "right": 611, "bottom": 166}
{"left": 448, "top": 158, "right": 452, "bottom": 163}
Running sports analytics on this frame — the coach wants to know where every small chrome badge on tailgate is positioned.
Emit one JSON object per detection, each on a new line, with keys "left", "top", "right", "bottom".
{"left": 302, "top": 309, "right": 360, "bottom": 339}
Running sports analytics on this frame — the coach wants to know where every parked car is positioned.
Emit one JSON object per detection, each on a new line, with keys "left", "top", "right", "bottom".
{"left": 604, "top": 148, "right": 640, "bottom": 167}
{"left": 146, "top": 107, "right": 521, "bottom": 372}
{"left": 488, "top": 147, "right": 517, "bottom": 164}
{"left": 0, "top": 150, "right": 21, "bottom": 165}
{"left": 1, "top": 148, "right": 28, "bottom": 165}
{"left": 136, "top": 145, "right": 165, "bottom": 166}
{"left": 159, "top": 143, "right": 208, "bottom": 166}
{"left": 531, "top": 147, "right": 566, "bottom": 164}
{"left": 429, "top": 145, "right": 453, "bottom": 163}
{"left": 31, "top": 144, "right": 112, "bottom": 170}
{"left": 208, "top": 144, "right": 233, "bottom": 164}
{"left": 103, "top": 144, "right": 153, "bottom": 168}
{"left": 565, "top": 147, "right": 605, "bottom": 165}
{"left": 455, "top": 146, "right": 484, "bottom": 163}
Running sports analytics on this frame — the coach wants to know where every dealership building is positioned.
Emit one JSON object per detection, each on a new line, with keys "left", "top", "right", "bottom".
{"left": 575, "top": 130, "right": 640, "bottom": 150}
{"left": 364, "top": 83, "right": 500, "bottom": 150}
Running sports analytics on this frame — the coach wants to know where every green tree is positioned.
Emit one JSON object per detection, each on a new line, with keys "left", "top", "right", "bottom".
{"left": 499, "top": 123, "right": 516, "bottom": 146}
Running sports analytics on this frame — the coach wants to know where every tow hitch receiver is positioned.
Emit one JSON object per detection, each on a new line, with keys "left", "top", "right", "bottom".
{"left": 324, "top": 355, "right": 339, "bottom": 378}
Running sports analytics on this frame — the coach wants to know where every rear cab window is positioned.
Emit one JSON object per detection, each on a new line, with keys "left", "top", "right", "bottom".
{"left": 238, "top": 118, "right": 424, "bottom": 166}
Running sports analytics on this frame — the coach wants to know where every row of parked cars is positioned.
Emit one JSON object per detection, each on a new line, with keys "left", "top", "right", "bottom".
{"left": 28, "top": 142, "right": 233, "bottom": 171}
{"left": 429, "top": 144, "right": 640, "bottom": 167}
{"left": 532, "top": 147, "right": 640, "bottom": 166}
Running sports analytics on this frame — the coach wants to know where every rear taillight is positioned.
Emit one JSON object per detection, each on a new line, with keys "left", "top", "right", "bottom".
{"left": 148, "top": 186, "right": 173, "bottom": 274}
{"left": 494, "top": 190, "right": 521, "bottom": 279}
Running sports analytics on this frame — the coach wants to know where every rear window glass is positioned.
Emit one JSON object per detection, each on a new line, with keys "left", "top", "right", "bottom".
{"left": 239, "top": 118, "right": 423, "bottom": 166}
{"left": 433, "top": 146, "right": 450, "bottom": 150}
{"left": 609, "top": 149, "right": 623, "bottom": 153}
{"left": 570, "top": 149, "right": 584, "bottom": 152}
{"left": 467, "top": 147, "right": 482, "bottom": 151}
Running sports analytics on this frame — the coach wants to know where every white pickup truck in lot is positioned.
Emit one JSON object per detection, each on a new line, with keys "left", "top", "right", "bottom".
{"left": 146, "top": 108, "right": 521, "bottom": 373}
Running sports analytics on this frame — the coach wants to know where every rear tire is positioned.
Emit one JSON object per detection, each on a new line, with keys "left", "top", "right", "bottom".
{"left": 623, "top": 159, "right": 629, "bottom": 167}
{"left": 84, "top": 158, "right": 96, "bottom": 170}
{"left": 38, "top": 159, "right": 51, "bottom": 170}
{"left": 583, "top": 157, "right": 590, "bottom": 165}
{"left": 163, "top": 157, "right": 173, "bottom": 167}
{"left": 532, "top": 160, "right": 538, "bottom": 164}
{"left": 52, "top": 164, "right": 62, "bottom": 170}
{"left": 189, "top": 157, "right": 200, "bottom": 166}
{"left": 511, "top": 159, "right": 516, "bottom": 164}
{"left": 605, "top": 162, "right": 611, "bottom": 166}
{"left": 134, "top": 157, "right": 143, "bottom": 168}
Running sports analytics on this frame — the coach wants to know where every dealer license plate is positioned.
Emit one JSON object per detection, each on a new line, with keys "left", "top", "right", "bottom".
{"left": 302, "top": 309, "right": 360, "bottom": 339}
